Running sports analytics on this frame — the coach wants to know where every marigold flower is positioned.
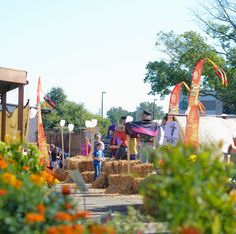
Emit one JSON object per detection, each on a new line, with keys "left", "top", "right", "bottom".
{"left": 180, "top": 226, "right": 202, "bottom": 234}
{"left": 74, "top": 210, "right": 91, "bottom": 219}
{"left": 57, "top": 225, "right": 74, "bottom": 233}
{"left": 0, "top": 189, "right": 7, "bottom": 196}
{"left": 73, "top": 224, "right": 83, "bottom": 233}
{"left": 54, "top": 211, "right": 73, "bottom": 221}
{"left": 2, "top": 172, "right": 17, "bottom": 186}
{"left": 64, "top": 202, "right": 74, "bottom": 209}
{"left": 14, "top": 179, "right": 22, "bottom": 189}
{"left": 22, "top": 165, "right": 30, "bottom": 171}
{"left": 47, "top": 226, "right": 58, "bottom": 234}
{"left": 9, "top": 159, "right": 15, "bottom": 164}
{"left": 37, "top": 203, "right": 46, "bottom": 213}
{"left": 45, "top": 173, "right": 55, "bottom": 185}
{"left": 89, "top": 224, "right": 115, "bottom": 234}
{"left": 0, "top": 159, "right": 8, "bottom": 169}
{"left": 30, "top": 174, "right": 44, "bottom": 186}
{"left": 62, "top": 185, "right": 71, "bottom": 195}
{"left": 188, "top": 154, "right": 197, "bottom": 162}
{"left": 25, "top": 213, "right": 45, "bottom": 223}
{"left": 229, "top": 189, "right": 236, "bottom": 202}
{"left": 159, "top": 159, "right": 164, "bottom": 166}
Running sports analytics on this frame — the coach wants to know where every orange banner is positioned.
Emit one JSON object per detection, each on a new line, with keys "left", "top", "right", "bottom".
{"left": 168, "top": 81, "right": 190, "bottom": 115}
{"left": 185, "top": 105, "right": 199, "bottom": 147}
{"left": 37, "top": 77, "right": 48, "bottom": 164}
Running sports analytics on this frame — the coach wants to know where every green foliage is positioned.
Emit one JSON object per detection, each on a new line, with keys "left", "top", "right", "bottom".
{"left": 139, "top": 143, "right": 236, "bottom": 234}
{"left": 106, "top": 107, "right": 130, "bottom": 124}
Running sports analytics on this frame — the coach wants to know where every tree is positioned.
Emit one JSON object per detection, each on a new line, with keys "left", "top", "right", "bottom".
{"left": 106, "top": 107, "right": 130, "bottom": 124}
{"left": 144, "top": 0, "right": 236, "bottom": 113}
{"left": 135, "top": 102, "right": 165, "bottom": 120}
{"left": 42, "top": 87, "right": 110, "bottom": 135}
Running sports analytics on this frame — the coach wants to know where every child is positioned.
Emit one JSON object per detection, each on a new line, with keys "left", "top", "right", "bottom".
{"left": 81, "top": 137, "right": 91, "bottom": 156}
{"left": 93, "top": 142, "right": 104, "bottom": 181}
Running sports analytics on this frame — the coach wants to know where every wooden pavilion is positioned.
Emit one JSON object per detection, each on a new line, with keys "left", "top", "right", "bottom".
{"left": 0, "top": 67, "right": 28, "bottom": 141}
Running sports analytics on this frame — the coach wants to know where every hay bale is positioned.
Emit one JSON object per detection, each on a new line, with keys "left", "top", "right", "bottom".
{"left": 81, "top": 171, "right": 94, "bottom": 183}
{"left": 92, "top": 173, "right": 108, "bottom": 188}
{"left": 133, "top": 177, "right": 144, "bottom": 193}
{"left": 53, "top": 168, "right": 69, "bottom": 181}
{"left": 102, "top": 160, "right": 140, "bottom": 175}
{"left": 78, "top": 159, "right": 94, "bottom": 172}
{"left": 105, "top": 174, "right": 135, "bottom": 194}
{"left": 65, "top": 157, "right": 80, "bottom": 170}
{"left": 132, "top": 163, "right": 154, "bottom": 177}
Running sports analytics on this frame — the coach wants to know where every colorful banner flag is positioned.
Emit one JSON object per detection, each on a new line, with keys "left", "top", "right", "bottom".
{"left": 37, "top": 77, "right": 48, "bottom": 164}
{"left": 185, "top": 58, "right": 227, "bottom": 146}
{"left": 168, "top": 81, "right": 190, "bottom": 115}
{"left": 185, "top": 105, "right": 199, "bottom": 147}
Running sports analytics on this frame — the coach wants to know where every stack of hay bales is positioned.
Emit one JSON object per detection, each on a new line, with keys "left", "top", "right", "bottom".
{"left": 92, "top": 160, "right": 154, "bottom": 194}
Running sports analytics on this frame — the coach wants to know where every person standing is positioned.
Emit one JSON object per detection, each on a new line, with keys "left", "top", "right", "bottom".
{"left": 81, "top": 137, "right": 91, "bottom": 156}
{"left": 157, "top": 114, "right": 168, "bottom": 147}
{"left": 93, "top": 142, "right": 104, "bottom": 181}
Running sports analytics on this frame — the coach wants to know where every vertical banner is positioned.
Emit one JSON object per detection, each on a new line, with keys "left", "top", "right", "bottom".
{"left": 37, "top": 77, "right": 48, "bottom": 163}
{"left": 168, "top": 81, "right": 190, "bottom": 115}
{"left": 185, "top": 105, "right": 199, "bottom": 147}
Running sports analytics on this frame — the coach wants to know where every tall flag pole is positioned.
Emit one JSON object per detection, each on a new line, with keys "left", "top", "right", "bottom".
{"left": 37, "top": 77, "right": 48, "bottom": 164}
{"left": 185, "top": 58, "right": 227, "bottom": 146}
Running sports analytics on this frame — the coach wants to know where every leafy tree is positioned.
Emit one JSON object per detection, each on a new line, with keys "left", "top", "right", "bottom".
{"left": 106, "top": 107, "right": 130, "bottom": 124}
{"left": 134, "top": 102, "right": 165, "bottom": 120}
{"left": 42, "top": 87, "right": 110, "bottom": 135}
{"left": 144, "top": 0, "right": 236, "bottom": 113}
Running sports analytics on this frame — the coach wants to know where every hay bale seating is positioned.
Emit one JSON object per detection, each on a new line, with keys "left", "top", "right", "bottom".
{"left": 92, "top": 173, "right": 108, "bottom": 189}
{"left": 81, "top": 171, "right": 94, "bottom": 183}
{"left": 133, "top": 177, "right": 144, "bottom": 193}
{"left": 105, "top": 174, "right": 135, "bottom": 194}
{"left": 53, "top": 168, "right": 70, "bottom": 181}
{"left": 131, "top": 163, "right": 154, "bottom": 177}
{"left": 65, "top": 156, "right": 93, "bottom": 171}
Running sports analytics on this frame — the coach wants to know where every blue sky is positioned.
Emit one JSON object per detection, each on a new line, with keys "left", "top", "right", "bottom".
{"left": 0, "top": 0, "right": 201, "bottom": 115}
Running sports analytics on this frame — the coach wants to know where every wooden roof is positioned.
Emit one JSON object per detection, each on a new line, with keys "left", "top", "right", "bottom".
{"left": 0, "top": 67, "right": 28, "bottom": 93}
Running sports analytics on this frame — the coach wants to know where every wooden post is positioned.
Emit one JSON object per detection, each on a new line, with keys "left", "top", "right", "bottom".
{"left": 18, "top": 85, "right": 24, "bottom": 141}
{"left": 127, "top": 136, "right": 130, "bottom": 174}
{"left": 1, "top": 92, "right": 6, "bottom": 141}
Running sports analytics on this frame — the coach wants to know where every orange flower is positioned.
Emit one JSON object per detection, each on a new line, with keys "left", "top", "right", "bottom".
{"left": 22, "top": 165, "right": 30, "bottom": 171}
{"left": 0, "top": 159, "right": 8, "bottom": 169}
{"left": 14, "top": 179, "right": 22, "bottom": 189}
{"left": 62, "top": 185, "right": 71, "bottom": 195}
{"left": 30, "top": 174, "right": 45, "bottom": 186}
{"left": 180, "top": 226, "right": 202, "bottom": 234}
{"left": 37, "top": 203, "right": 46, "bottom": 213}
{"left": 9, "top": 159, "right": 15, "bottom": 164}
{"left": 2, "top": 172, "right": 17, "bottom": 185}
{"left": 159, "top": 159, "right": 164, "bottom": 166}
{"left": 47, "top": 226, "right": 58, "bottom": 234}
{"left": 0, "top": 189, "right": 7, "bottom": 196}
{"left": 74, "top": 210, "right": 91, "bottom": 219}
{"left": 64, "top": 202, "right": 74, "bottom": 209}
{"left": 25, "top": 213, "right": 45, "bottom": 223}
{"left": 73, "top": 224, "right": 83, "bottom": 233}
{"left": 45, "top": 173, "right": 55, "bottom": 185}
{"left": 57, "top": 225, "right": 74, "bottom": 233}
{"left": 89, "top": 224, "right": 115, "bottom": 234}
{"left": 54, "top": 212, "right": 73, "bottom": 221}
{"left": 229, "top": 189, "right": 236, "bottom": 202}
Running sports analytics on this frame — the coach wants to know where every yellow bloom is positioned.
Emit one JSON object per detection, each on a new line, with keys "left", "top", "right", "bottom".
{"left": 2, "top": 172, "right": 17, "bottom": 186}
{"left": 30, "top": 174, "right": 45, "bottom": 186}
{"left": 229, "top": 189, "right": 236, "bottom": 202}
{"left": 188, "top": 154, "right": 197, "bottom": 162}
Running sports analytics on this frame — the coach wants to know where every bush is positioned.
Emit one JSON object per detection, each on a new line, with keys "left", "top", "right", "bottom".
{"left": 139, "top": 143, "right": 236, "bottom": 234}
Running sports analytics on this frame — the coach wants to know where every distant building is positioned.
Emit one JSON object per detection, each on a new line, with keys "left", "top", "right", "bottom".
{"left": 179, "top": 94, "right": 223, "bottom": 115}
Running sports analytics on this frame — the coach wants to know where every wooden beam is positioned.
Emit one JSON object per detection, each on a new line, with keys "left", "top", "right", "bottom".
{"left": 1, "top": 92, "right": 6, "bottom": 141}
{"left": 18, "top": 85, "right": 24, "bottom": 141}
{"left": 0, "top": 67, "right": 27, "bottom": 84}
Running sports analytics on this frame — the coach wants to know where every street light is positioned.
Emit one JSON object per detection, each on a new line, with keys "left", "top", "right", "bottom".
{"left": 153, "top": 99, "right": 157, "bottom": 119}
{"left": 68, "top": 123, "right": 74, "bottom": 157}
{"left": 101, "top": 91, "right": 106, "bottom": 118}
{"left": 59, "top": 119, "right": 66, "bottom": 168}
{"left": 85, "top": 119, "right": 97, "bottom": 155}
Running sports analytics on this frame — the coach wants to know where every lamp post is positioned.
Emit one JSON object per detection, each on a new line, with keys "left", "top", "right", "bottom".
{"left": 85, "top": 119, "right": 97, "bottom": 155}
{"left": 153, "top": 98, "right": 157, "bottom": 119}
{"left": 60, "top": 119, "right": 66, "bottom": 168}
{"left": 101, "top": 91, "right": 106, "bottom": 118}
{"left": 68, "top": 123, "right": 74, "bottom": 157}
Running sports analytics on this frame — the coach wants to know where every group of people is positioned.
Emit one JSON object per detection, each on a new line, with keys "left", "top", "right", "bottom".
{"left": 109, "top": 110, "right": 169, "bottom": 163}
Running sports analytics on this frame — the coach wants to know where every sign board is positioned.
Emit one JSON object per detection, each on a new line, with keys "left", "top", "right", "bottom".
{"left": 163, "top": 121, "right": 180, "bottom": 145}
{"left": 70, "top": 170, "right": 88, "bottom": 192}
